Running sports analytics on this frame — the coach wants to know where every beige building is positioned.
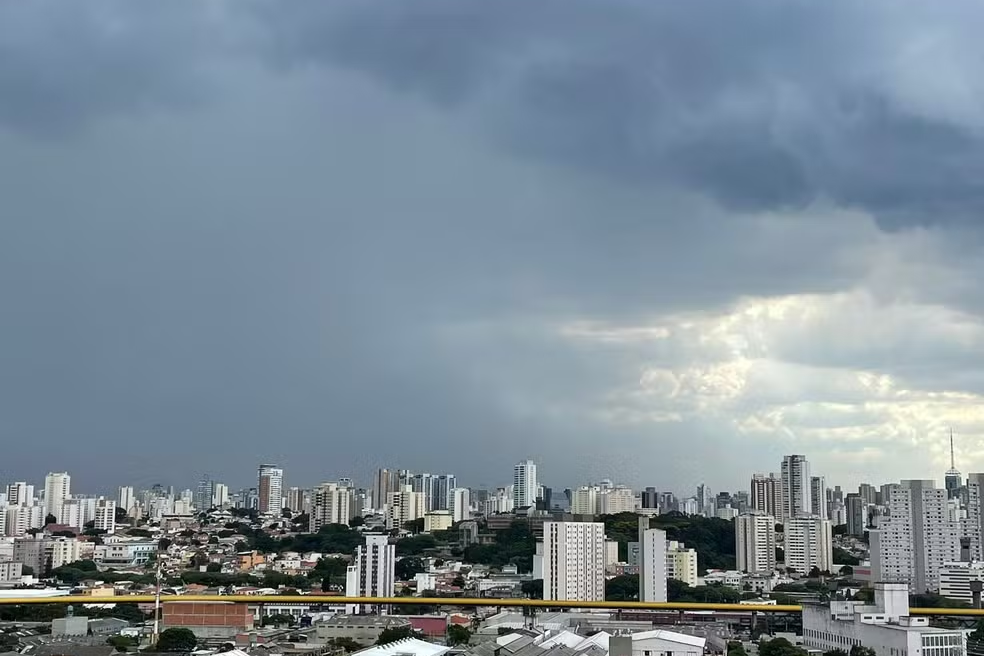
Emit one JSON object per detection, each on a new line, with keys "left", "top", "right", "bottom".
{"left": 666, "top": 540, "right": 698, "bottom": 587}
{"left": 386, "top": 486, "right": 425, "bottom": 530}
{"left": 423, "top": 510, "right": 452, "bottom": 532}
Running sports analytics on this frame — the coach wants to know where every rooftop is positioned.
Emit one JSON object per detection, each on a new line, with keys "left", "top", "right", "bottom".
{"left": 352, "top": 637, "right": 451, "bottom": 656}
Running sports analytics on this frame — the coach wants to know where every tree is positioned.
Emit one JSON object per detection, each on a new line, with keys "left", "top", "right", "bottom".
{"left": 447, "top": 624, "right": 471, "bottom": 647}
{"left": 376, "top": 626, "right": 415, "bottom": 645}
{"left": 728, "top": 642, "right": 748, "bottom": 656}
{"left": 44, "top": 513, "right": 57, "bottom": 526}
{"left": 759, "top": 637, "right": 806, "bottom": 656}
{"left": 21, "top": 565, "right": 34, "bottom": 576}
{"left": 840, "top": 565, "right": 854, "bottom": 576}
{"left": 158, "top": 537, "right": 172, "bottom": 551}
{"left": 776, "top": 547, "right": 784, "bottom": 563}
{"left": 395, "top": 557, "right": 425, "bottom": 581}
{"left": 970, "top": 619, "right": 984, "bottom": 642}
{"left": 808, "top": 566, "right": 822, "bottom": 578}
{"left": 403, "top": 518, "right": 425, "bottom": 534}
{"left": 605, "top": 574, "right": 639, "bottom": 601}
{"left": 106, "top": 635, "right": 138, "bottom": 652}
{"left": 849, "top": 647, "right": 877, "bottom": 656}
{"left": 156, "top": 627, "right": 198, "bottom": 652}
{"left": 329, "top": 637, "right": 364, "bottom": 653}
{"left": 520, "top": 579, "right": 543, "bottom": 599}
{"left": 833, "top": 547, "right": 860, "bottom": 566}
{"left": 823, "top": 650, "right": 849, "bottom": 656}
{"left": 115, "top": 507, "right": 129, "bottom": 523}
{"left": 206, "top": 562, "right": 222, "bottom": 573}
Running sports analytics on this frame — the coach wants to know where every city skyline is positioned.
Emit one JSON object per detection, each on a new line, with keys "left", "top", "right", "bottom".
{"left": 6, "top": 2, "right": 984, "bottom": 491}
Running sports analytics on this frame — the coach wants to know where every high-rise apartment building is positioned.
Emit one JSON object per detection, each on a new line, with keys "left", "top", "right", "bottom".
{"left": 639, "top": 516, "right": 668, "bottom": 602}
{"left": 641, "top": 487, "right": 659, "bottom": 510}
{"left": 212, "top": 483, "right": 230, "bottom": 508}
{"left": 4, "top": 505, "right": 43, "bottom": 537}
{"left": 118, "top": 486, "right": 137, "bottom": 518}
{"left": 386, "top": 486, "right": 425, "bottom": 530}
{"left": 450, "top": 488, "right": 470, "bottom": 523}
{"left": 310, "top": 482, "right": 353, "bottom": 532}
{"left": 781, "top": 455, "right": 811, "bottom": 520}
{"left": 286, "top": 487, "right": 309, "bottom": 515}
{"left": 600, "top": 486, "right": 637, "bottom": 514}
{"left": 845, "top": 493, "right": 865, "bottom": 537}
{"left": 784, "top": 516, "right": 833, "bottom": 574}
{"left": 6, "top": 483, "right": 33, "bottom": 507}
{"left": 44, "top": 473, "right": 71, "bottom": 524}
{"left": 666, "top": 540, "right": 698, "bottom": 587}
{"left": 513, "top": 460, "right": 538, "bottom": 509}
{"left": 94, "top": 499, "right": 116, "bottom": 534}
{"left": 195, "top": 475, "right": 213, "bottom": 512}
{"left": 750, "top": 474, "right": 782, "bottom": 518}
{"left": 571, "top": 486, "right": 598, "bottom": 515}
{"left": 858, "top": 483, "right": 878, "bottom": 506}
{"left": 810, "top": 476, "right": 828, "bottom": 520}
{"left": 871, "top": 480, "right": 959, "bottom": 592}
{"left": 257, "top": 464, "right": 284, "bottom": 515}
{"left": 433, "top": 475, "right": 456, "bottom": 511}
{"left": 539, "top": 521, "right": 606, "bottom": 602}
{"left": 736, "top": 512, "right": 777, "bottom": 574}
{"left": 372, "top": 469, "right": 400, "bottom": 511}
{"left": 345, "top": 534, "right": 395, "bottom": 614}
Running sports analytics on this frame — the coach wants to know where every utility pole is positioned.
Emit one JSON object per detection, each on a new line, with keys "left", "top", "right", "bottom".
{"left": 151, "top": 553, "right": 164, "bottom": 646}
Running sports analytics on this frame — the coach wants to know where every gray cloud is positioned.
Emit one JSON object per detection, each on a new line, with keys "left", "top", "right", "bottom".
{"left": 3, "top": 1, "right": 984, "bottom": 494}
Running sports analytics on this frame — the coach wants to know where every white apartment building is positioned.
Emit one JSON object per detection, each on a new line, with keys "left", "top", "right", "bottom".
{"left": 345, "top": 534, "right": 395, "bottom": 614}
{"left": 5, "top": 483, "right": 34, "bottom": 507}
{"left": 386, "top": 486, "right": 425, "bottom": 530}
{"left": 666, "top": 540, "right": 698, "bottom": 587}
{"left": 5, "top": 505, "right": 43, "bottom": 537}
{"left": 964, "top": 475, "right": 984, "bottom": 562}
{"left": 513, "top": 460, "right": 538, "bottom": 509}
{"left": 212, "top": 483, "right": 230, "bottom": 508}
{"left": 600, "top": 486, "right": 636, "bottom": 515}
{"left": 310, "top": 482, "right": 354, "bottom": 532}
{"left": 485, "top": 487, "right": 514, "bottom": 515}
{"left": 257, "top": 464, "right": 284, "bottom": 515}
{"left": 94, "top": 539, "right": 157, "bottom": 567}
{"left": 781, "top": 455, "right": 811, "bottom": 520}
{"left": 44, "top": 473, "right": 71, "bottom": 524}
{"left": 450, "top": 487, "right": 470, "bottom": 523}
{"left": 939, "top": 561, "right": 984, "bottom": 603}
{"left": 604, "top": 540, "right": 620, "bottom": 567}
{"left": 94, "top": 499, "right": 116, "bottom": 534}
{"left": 639, "top": 517, "right": 668, "bottom": 602}
{"left": 286, "top": 487, "right": 309, "bottom": 515}
{"left": 570, "top": 487, "right": 598, "bottom": 515}
{"left": 538, "top": 521, "right": 606, "bottom": 602}
{"left": 736, "top": 512, "right": 777, "bottom": 574}
{"left": 45, "top": 536, "right": 82, "bottom": 570}
{"left": 803, "top": 582, "right": 966, "bottom": 656}
{"left": 810, "top": 476, "right": 828, "bottom": 520}
{"left": 0, "top": 561, "right": 22, "bottom": 583}
{"left": 117, "top": 486, "right": 137, "bottom": 518}
{"left": 751, "top": 474, "right": 782, "bottom": 518}
{"left": 870, "top": 485, "right": 915, "bottom": 587}
{"left": 783, "top": 516, "right": 833, "bottom": 574}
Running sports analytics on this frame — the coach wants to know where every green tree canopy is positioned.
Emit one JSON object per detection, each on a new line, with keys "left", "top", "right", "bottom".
{"left": 606, "top": 575, "right": 639, "bottom": 601}
{"left": 849, "top": 647, "right": 876, "bottom": 656}
{"left": 157, "top": 627, "right": 197, "bottom": 652}
{"left": 376, "top": 626, "right": 415, "bottom": 645}
{"left": 759, "top": 637, "right": 806, "bottom": 656}
{"left": 728, "top": 642, "right": 748, "bottom": 656}
{"left": 395, "top": 556, "right": 425, "bottom": 581}
{"left": 447, "top": 624, "right": 471, "bottom": 647}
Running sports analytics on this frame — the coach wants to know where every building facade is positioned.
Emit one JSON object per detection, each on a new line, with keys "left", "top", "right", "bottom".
{"left": 781, "top": 455, "right": 811, "bottom": 520}
{"left": 784, "top": 516, "right": 833, "bottom": 574}
{"left": 736, "top": 512, "right": 777, "bottom": 574}
{"left": 539, "top": 521, "right": 606, "bottom": 602}
{"left": 44, "top": 473, "right": 71, "bottom": 524}
{"left": 750, "top": 474, "right": 782, "bottom": 519}
{"left": 257, "top": 464, "right": 284, "bottom": 515}
{"left": 666, "top": 540, "right": 698, "bottom": 587}
{"left": 345, "top": 534, "right": 395, "bottom": 614}
{"left": 639, "top": 516, "right": 668, "bottom": 602}
{"left": 513, "top": 460, "right": 538, "bottom": 510}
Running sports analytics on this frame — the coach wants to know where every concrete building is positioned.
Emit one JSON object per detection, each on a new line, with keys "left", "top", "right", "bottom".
{"left": 310, "top": 482, "right": 353, "bottom": 532}
{"left": 424, "top": 510, "right": 452, "bottom": 533}
{"left": 346, "top": 534, "right": 395, "bottom": 614}
{"left": 94, "top": 539, "right": 156, "bottom": 567}
{"left": 750, "top": 474, "right": 782, "bottom": 518}
{"left": 736, "top": 512, "right": 777, "bottom": 574}
{"left": 781, "top": 455, "right": 811, "bottom": 520}
{"left": 45, "top": 537, "right": 82, "bottom": 570}
{"left": 212, "top": 483, "right": 230, "bottom": 508}
{"left": 784, "top": 516, "right": 833, "bottom": 574}
{"left": 315, "top": 615, "right": 412, "bottom": 645}
{"left": 386, "top": 486, "right": 425, "bottom": 530}
{"left": 94, "top": 499, "right": 116, "bottom": 534}
{"left": 570, "top": 486, "right": 598, "bottom": 515}
{"left": 5, "top": 483, "right": 33, "bottom": 507}
{"left": 845, "top": 493, "right": 865, "bottom": 537}
{"left": 44, "top": 473, "right": 71, "bottom": 525}
{"left": 195, "top": 475, "right": 213, "bottom": 512}
{"left": 513, "top": 460, "right": 538, "bottom": 510}
{"left": 432, "top": 474, "right": 456, "bottom": 511}
{"left": 163, "top": 601, "right": 254, "bottom": 639}
{"left": 600, "top": 486, "right": 636, "bottom": 515}
{"left": 117, "top": 486, "right": 137, "bottom": 518}
{"left": 373, "top": 468, "right": 400, "bottom": 512}
{"left": 450, "top": 487, "right": 470, "bottom": 523}
{"left": 5, "top": 505, "right": 43, "bottom": 537}
{"left": 0, "top": 561, "right": 22, "bottom": 583}
{"left": 810, "top": 476, "right": 828, "bottom": 521}
{"left": 666, "top": 540, "right": 698, "bottom": 587}
{"left": 939, "top": 561, "right": 984, "bottom": 603}
{"left": 803, "top": 582, "right": 966, "bottom": 656}
{"left": 257, "top": 463, "right": 284, "bottom": 515}
{"left": 639, "top": 517, "right": 668, "bottom": 602}
{"left": 537, "top": 521, "right": 606, "bottom": 602}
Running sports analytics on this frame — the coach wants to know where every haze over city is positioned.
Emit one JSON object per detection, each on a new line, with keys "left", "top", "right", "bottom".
{"left": 4, "top": 1, "right": 984, "bottom": 492}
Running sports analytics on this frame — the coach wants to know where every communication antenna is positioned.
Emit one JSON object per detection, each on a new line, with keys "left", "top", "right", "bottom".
{"left": 951, "top": 427, "right": 956, "bottom": 469}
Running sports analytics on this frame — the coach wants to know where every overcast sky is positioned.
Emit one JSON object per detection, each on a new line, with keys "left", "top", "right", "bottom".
{"left": 3, "top": 0, "right": 984, "bottom": 497}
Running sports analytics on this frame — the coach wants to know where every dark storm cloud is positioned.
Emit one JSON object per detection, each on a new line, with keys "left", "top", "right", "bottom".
{"left": 256, "top": 0, "right": 984, "bottom": 226}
